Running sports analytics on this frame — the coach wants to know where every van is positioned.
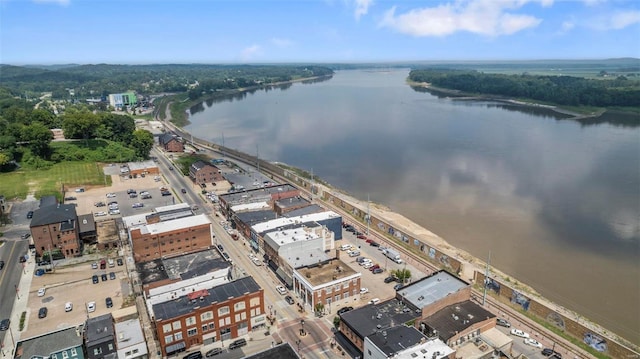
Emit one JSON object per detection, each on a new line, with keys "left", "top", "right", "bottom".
{"left": 369, "top": 298, "right": 380, "bottom": 305}
{"left": 348, "top": 250, "right": 360, "bottom": 257}
{"left": 340, "top": 244, "right": 351, "bottom": 251}
{"left": 229, "top": 338, "right": 247, "bottom": 350}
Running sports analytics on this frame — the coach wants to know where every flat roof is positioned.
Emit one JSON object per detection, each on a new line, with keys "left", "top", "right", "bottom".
{"left": 231, "top": 202, "right": 271, "bottom": 212}
{"left": 283, "top": 204, "right": 326, "bottom": 217}
{"left": 252, "top": 211, "right": 339, "bottom": 234}
{"left": 282, "top": 246, "right": 331, "bottom": 268}
{"left": 340, "top": 298, "right": 420, "bottom": 339}
{"left": 265, "top": 227, "right": 321, "bottom": 247}
{"left": 235, "top": 209, "right": 278, "bottom": 226}
{"left": 137, "top": 249, "right": 229, "bottom": 285}
{"left": 398, "top": 271, "right": 469, "bottom": 309}
{"left": 152, "top": 276, "right": 261, "bottom": 321}
{"left": 85, "top": 314, "right": 114, "bottom": 346}
{"left": 276, "top": 196, "right": 310, "bottom": 209}
{"left": 139, "top": 214, "right": 210, "bottom": 235}
{"left": 395, "top": 337, "right": 454, "bottom": 359}
{"left": 220, "top": 184, "right": 298, "bottom": 203}
{"left": 422, "top": 300, "right": 495, "bottom": 341}
{"left": 78, "top": 213, "right": 95, "bottom": 233}
{"left": 296, "top": 258, "right": 358, "bottom": 287}
{"left": 115, "top": 319, "right": 146, "bottom": 348}
{"left": 366, "top": 325, "right": 427, "bottom": 356}
{"left": 127, "top": 160, "right": 157, "bottom": 171}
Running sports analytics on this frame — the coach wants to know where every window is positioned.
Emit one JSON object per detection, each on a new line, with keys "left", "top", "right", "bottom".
{"left": 201, "top": 311, "right": 214, "bottom": 321}
{"left": 132, "top": 349, "right": 139, "bottom": 354}
{"left": 202, "top": 325, "right": 208, "bottom": 332}
{"left": 187, "top": 327, "right": 198, "bottom": 337}
{"left": 62, "top": 351, "right": 69, "bottom": 359}
{"left": 165, "top": 334, "right": 173, "bottom": 343}
{"left": 250, "top": 297, "right": 261, "bottom": 307}
{"left": 108, "top": 343, "right": 113, "bottom": 351}
{"left": 172, "top": 321, "right": 182, "bottom": 330}
{"left": 208, "top": 323, "right": 215, "bottom": 330}
{"left": 94, "top": 347, "right": 103, "bottom": 355}
{"left": 163, "top": 323, "right": 172, "bottom": 333}
{"left": 174, "top": 332, "right": 183, "bottom": 341}
{"left": 234, "top": 302, "right": 246, "bottom": 311}
{"left": 125, "top": 351, "right": 131, "bottom": 357}
{"left": 70, "top": 348, "right": 77, "bottom": 356}
{"left": 186, "top": 316, "right": 196, "bottom": 326}
{"left": 218, "top": 306, "right": 230, "bottom": 316}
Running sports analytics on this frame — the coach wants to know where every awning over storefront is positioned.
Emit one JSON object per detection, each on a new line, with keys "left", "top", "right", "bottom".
{"left": 165, "top": 341, "right": 186, "bottom": 355}
{"left": 276, "top": 267, "right": 293, "bottom": 287}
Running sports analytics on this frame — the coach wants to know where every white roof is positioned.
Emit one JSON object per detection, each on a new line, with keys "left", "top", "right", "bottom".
{"left": 231, "top": 202, "right": 270, "bottom": 212}
{"left": 140, "top": 214, "right": 211, "bottom": 235}
{"left": 395, "top": 338, "right": 454, "bottom": 359}
{"left": 156, "top": 203, "right": 191, "bottom": 212}
{"left": 252, "top": 211, "right": 339, "bottom": 233}
{"left": 265, "top": 228, "right": 320, "bottom": 247}
{"left": 115, "top": 319, "right": 146, "bottom": 347}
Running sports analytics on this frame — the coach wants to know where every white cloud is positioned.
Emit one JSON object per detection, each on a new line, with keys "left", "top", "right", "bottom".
{"left": 239, "top": 45, "right": 262, "bottom": 62}
{"left": 379, "top": 0, "right": 545, "bottom": 37}
{"left": 270, "top": 38, "right": 293, "bottom": 48}
{"left": 560, "top": 20, "right": 575, "bottom": 33}
{"left": 32, "top": 0, "right": 70, "bottom": 5}
{"left": 608, "top": 10, "right": 640, "bottom": 29}
{"left": 354, "top": 0, "right": 373, "bottom": 20}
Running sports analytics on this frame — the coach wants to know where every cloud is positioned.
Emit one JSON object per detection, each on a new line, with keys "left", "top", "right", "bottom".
{"left": 608, "top": 10, "right": 640, "bottom": 29}
{"left": 270, "top": 38, "right": 293, "bottom": 48}
{"left": 32, "top": 0, "right": 70, "bottom": 5}
{"left": 239, "top": 45, "right": 262, "bottom": 62}
{"left": 354, "top": 0, "right": 373, "bottom": 20}
{"left": 560, "top": 20, "right": 575, "bottom": 33}
{"left": 379, "top": 0, "right": 545, "bottom": 37}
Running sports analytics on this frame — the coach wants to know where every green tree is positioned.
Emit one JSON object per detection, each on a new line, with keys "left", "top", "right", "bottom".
{"left": 30, "top": 108, "right": 57, "bottom": 128}
{"left": 21, "top": 122, "right": 52, "bottom": 158}
{"left": 0, "top": 152, "right": 10, "bottom": 166}
{"left": 61, "top": 111, "right": 100, "bottom": 140}
{"left": 391, "top": 268, "right": 412, "bottom": 284}
{"left": 130, "top": 129, "right": 153, "bottom": 159}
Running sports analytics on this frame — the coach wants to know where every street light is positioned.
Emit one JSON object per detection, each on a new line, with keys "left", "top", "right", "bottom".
{"left": 300, "top": 319, "right": 305, "bottom": 336}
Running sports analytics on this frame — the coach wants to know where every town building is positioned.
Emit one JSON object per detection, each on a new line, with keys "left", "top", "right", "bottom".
{"left": 363, "top": 325, "right": 454, "bottom": 359}
{"left": 419, "top": 300, "right": 496, "bottom": 347}
{"left": 29, "top": 203, "right": 80, "bottom": 258}
{"left": 151, "top": 276, "right": 265, "bottom": 357}
{"left": 78, "top": 213, "right": 97, "bottom": 245}
{"left": 218, "top": 184, "right": 300, "bottom": 219}
{"left": 293, "top": 257, "right": 361, "bottom": 313}
{"left": 115, "top": 318, "right": 149, "bottom": 359}
{"left": 127, "top": 160, "right": 160, "bottom": 177}
{"left": 85, "top": 314, "right": 117, "bottom": 359}
{"left": 14, "top": 326, "right": 85, "bottom": 359}
{"left": 158, "top": 133, "right": 184, "bottom": 153}
{"left": 108, "top": 92, "right": 137, "bottom": 110}
{"left": 189, "top": 160, "right": 224, "bottom": 187}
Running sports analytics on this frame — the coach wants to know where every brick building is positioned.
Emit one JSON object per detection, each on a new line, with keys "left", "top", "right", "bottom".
{"left": 151, "top": 277, "right": 265, "bottom": 357}
{"left": 127, "top": 214, "right": 213, "bottom": 262}
{"left": 159, "top": 133, "right": 184, "bottom": 153}
{"left": 29, "top": 203, "right": 80, "bottom": 258}
{"left": 189, "top": 160, "right": 224, "bottom": 187}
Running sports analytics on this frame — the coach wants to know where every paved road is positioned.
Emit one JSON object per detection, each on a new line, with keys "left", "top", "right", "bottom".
{"left": 0, "top": 236, "right": 29, "bottom": 350}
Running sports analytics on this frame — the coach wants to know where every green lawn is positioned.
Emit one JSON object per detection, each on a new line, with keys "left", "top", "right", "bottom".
{"left": 0, "top": 162, "right": 110, "bottom": 200}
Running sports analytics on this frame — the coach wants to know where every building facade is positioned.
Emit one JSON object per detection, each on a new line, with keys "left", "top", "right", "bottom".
{"left": 85, "top": 314, "right": 117, "bottom": 359}
{"left": 30, "top": 204, "right": 80, "bottom": 258}
{"left": 108, "top": 92, "right": 137, "bottom": 110}
{"left": 151, "top": 277, "right": 265, "bottom": 357}
{"left": 189, "top": 161, "right": 224, "bottom": 186}
{"left": 115, "top": 319, "right": 149, "bottom": 359}
{"left": 158, "top": 133, "right": 184, "bottom": 153}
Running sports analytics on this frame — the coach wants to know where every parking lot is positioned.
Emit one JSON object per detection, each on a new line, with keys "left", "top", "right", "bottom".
{"left": 24, "top": 259, "right": 129, "bottom": 338}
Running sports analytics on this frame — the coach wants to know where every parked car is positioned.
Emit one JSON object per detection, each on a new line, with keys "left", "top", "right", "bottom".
{"left": 496, "top": 318, "right": 511, "bottom": 328}
{"left": 337, "top": 306, "right": 354, "bottom": 315}
{"left": 372, "top": 267, "right": 384, "bottom": 274}
{"left": 27, "top": 211, "right": 34, "bottom": 218}
{"left": 384, "top": 276, "right": 397, "bottom": 283}
{"left": 369, "top": 298, "right": 380, "bottom": 305}
{"left": 524, "top": 338, "right": 543, "bottom": 348}
{"left": 205, "top": 348, "right": 223, "bottom": 357}
{"left": 393, "top": 283, "right": 403, "bottom": 290}
{"left": 126, "top": 189, "right": 136, "bottom": 194}
{"left": 37, "top": 288, "right": 46, "bottom": 297}
{"left": 369, "top": 241, "right": 380, "bottom": 247}
{"left": 542, "top": 348, "right": 562, "bottom": 358}
{"left": 109, "top": 272, "right": 116, "bottom": 280}
{"left": 228, "top": 338, "right": 247, "bottom": 350}
{"left": 0, "top": 261, "right": 4, "bottom": 270}
{"left": 276, "top": 285, "right": 287, "bottom": 295}
{"left": 132, "top": 202, "right": 144, "bottom": 208}
{"left": 360, "top": 287, "right": 369, "bottom": 294}
{"left": 357, "top": 234, "right": 367, "bottom": 239}
{"left": 92, "top": 275, "right": 99, "bottom": 284}
{"left": 510, "top": 329, "right": 529, "bottom": 338}
{"left": 101, "top": 273, "right": 108, "bottom": 281}
{"left": 95, "top": 211, "right": 107, "bottom": 216}
{"left": 369, "top": 264, "right": 380, "bottom": 271}
{"left": 106, "top": 297, "right": 113, "bottom": 308}
{"left": 108, "top": 258, "right": 115, "bottom": 267}
{"left": 91, "top": 262, "right": 98, "bottom": 269}
{"left": 19, "top": 255, "right": 26, "bottom": 263}
{"left": 109, "top": 209, "right": 120, "bottom": 215}
{"left": 284, "top": 296, "right": 295, "bottom": 305}
{"left": 21, "top": 233, "right": 30, "bottom": 239}
{"left": 64, "top": 302, "right": 73, "bottom": 312}
{"left": 87, "top": 301, "right": 96, "bottom": 313}
{"left": 116, "top": 258, "right": 123, "bottom": 266}
{"left": 0, "top": 319, "right": 10, "bottom": 330}
{"left": 217, "top": 244, "right": 224, "bottom": 252}
{"left": 106, "top": 193, "right": 116, "bottom": 198}
{"left": 38, "top": 307, "right": 48, "bottom": 318}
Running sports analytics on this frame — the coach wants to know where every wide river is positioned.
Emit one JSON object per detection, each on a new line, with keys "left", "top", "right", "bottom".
{"left": 187, "top": 69, "right": 640, "bottom": 344}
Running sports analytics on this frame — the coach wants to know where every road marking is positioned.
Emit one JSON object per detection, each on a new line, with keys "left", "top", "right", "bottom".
{"left": 0, "top": 241, "right": 18, "bottom": 285}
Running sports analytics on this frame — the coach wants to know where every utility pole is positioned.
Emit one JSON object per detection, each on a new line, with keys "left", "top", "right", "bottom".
{"left": 482, "top": 251, "right": 491, "bottom": 306}
{"left": 366, "top": 194, "right": 370, "bottom": 236}
{"left": 221, "top": 132, "right": 225, "bottom": 160}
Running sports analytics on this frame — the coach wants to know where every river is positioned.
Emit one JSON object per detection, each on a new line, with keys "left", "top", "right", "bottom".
{"left": 186, "top": 69, "right": 640, "bottom": 344}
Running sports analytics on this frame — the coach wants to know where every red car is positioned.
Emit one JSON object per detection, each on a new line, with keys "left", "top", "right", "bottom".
{"left": 369, "top": 264, "right": 380, "bottom": 271}
{"left": 365, "top": 238, "right": 374, "bottom": 244}
{"left": 357, "top": 235, "right": 367, "bottom": 240}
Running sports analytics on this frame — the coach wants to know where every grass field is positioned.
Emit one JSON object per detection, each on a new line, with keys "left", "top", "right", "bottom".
{"left": 0, "top": 162, "right": 111, "bottom": 200}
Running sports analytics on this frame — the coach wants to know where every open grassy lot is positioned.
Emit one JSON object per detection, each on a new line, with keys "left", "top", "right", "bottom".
{"left": 0, "top": 162, "right": 110, "bottom": 200}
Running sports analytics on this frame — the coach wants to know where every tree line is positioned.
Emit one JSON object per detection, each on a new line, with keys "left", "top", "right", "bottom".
{"left": 408, "top": 69, "right": 640, "bottom": 108}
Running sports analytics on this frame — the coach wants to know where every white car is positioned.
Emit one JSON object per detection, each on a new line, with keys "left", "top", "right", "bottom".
{"left": 360, "top": 287, "right": 369, "bottom": 294}
{"left": 510, "top": 329, "right": 530, "bottom": 338}
{"left": 95, "top": 211, "right": 107, "bottom": 217}
{"left": 65, "top": 302, "right": 73, "bottom": 312}
{"left": 363, "top": 262, "right": 374, "bottom": 269}
{"left": 37, "top": 288, "right": 46, "bottom": 297}
{"left": 106, "top": 193, "right": 116, "bottom": 198}
{"left": 109, "top": 209, "right": 120, "bottom": 215}
{"left": 524, "top": 338, "right": 542, "bottom": 348}
{"left": 276, "top": 285, "right": 287, "bottom": 295}
{"left": 87, "top": 301, "right": 96, "bottom": 313}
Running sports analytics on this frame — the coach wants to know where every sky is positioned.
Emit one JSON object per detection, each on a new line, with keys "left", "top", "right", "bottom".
{"left": 1, "top": 0, "right": 639, "bottom": 64}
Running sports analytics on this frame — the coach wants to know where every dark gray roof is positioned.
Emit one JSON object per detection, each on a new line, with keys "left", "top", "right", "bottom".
{"left": 39, "top": 195, "right": 58, "bottom": 208}
{"left": 85, "top": 313, "right": 114, "bottom": 346}
{"left": 397, "top": 270, "right": 469, "bottom": 310}
{"left": 78, "top": 213, "right": 95, "bottom": 233}
{"left": 15, "top": 327, "right": 83, "bottom": 359}
{"left": 367, "top": 325, "right": 427, "bottom": 356}
{"left": 422, "top": 300, "right": 495, "bottom": 341}
{"left": 136, "top": 249, "right": 229, "bottom": 285}
{"left": 159, "top": 133, "right": 178, "bottom": 145}
{"left": 244, "top": 343, "right": 299, "bottom": 359}
{"left": 191, "top": 160, "right": 214, "bottom": 171}
{"left": 283, "top": 204, "right": 326, "bottom": 217}
{"left": 275, "top": 196, "right": 310, "bottom": 210}
{"left": 340, "top": 299, "right": 420, "bottom": 340}
{"left": 235, "top": 209, "right": 278, "bottom": 226}
{"left": 153, "top": 276, "right": 261, "bottom": 321}
{"left": 220, "top": 184, "right": 298, "bottom": 204}
{"left": 30, "top": 204, "right": 77, "bottom": 227}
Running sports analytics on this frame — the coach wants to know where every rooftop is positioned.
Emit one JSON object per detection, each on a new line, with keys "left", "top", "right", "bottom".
{"left": 282, "top": 246, "right": 331, "bottom": 269}
{"left": 275, "top": 195, "right": 310, "bottom": 210}
{"left": 397, "top": 270, "right": 469, "bottom": 310}
{"left": 235, "top": 209, "right": 278, "bottom": 226}
{"left": 127, "top": 160, "right": 157, "bottom": 171}
{"left": 422, "top": 300, "right": 495, "bottom": 341}
{"left": 283, "top": 204, "right": 326, "bottom": 217}
{"left": 78, "top": 213, "right": 95, "bottom": 233}
{"left": 30, "top": 203, "right": 77, "bottom": 227}
{"left": 394, "top": 337, "right": 455, "bottom": 359}
{"left": 115, "top": 319, "right": 146, "bottom": 348}
{"left": 152, "top": 276, "right": 262, "bottom": 321}
{"left": 136, "top": 213, "right": 210, "bottom": 235}
{"left": 85, "top": 313, "right": 114, "bottom": 346}
{"left": 366, "top": 325, "right": 427, "bottom": 356}
{"left": 340, "top": 298, "right": 420, "bottom": 339}
{"left": 15, "top": 326, "right": 83, "bottom": 359}
{"left": 220, "top": 184, "right": 298, "bottom": 204}
{"left": 296, "top": 258, "right": 358, "bottom": 287}
{"left": 252, "top": 211, "right": 340, "bottom": 235}
{"left": 136, "top": 248, "right": 229, "bottom": 285}
{"left": 265, "top": 226, "right": 321, "bottom": 248}
{"left": 231, "top": 202, "right": 272, "bottom": 212}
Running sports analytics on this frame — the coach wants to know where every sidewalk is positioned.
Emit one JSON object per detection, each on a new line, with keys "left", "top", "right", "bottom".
{"left": 2, "top": 249, "right": 36, "bottom": 358}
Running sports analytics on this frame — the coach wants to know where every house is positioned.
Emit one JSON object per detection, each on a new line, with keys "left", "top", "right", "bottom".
{"left": 151, "top": 276, "right": 265, "bottom": 357}
{"left": 30, "top": 203, "right": 80, "bottom": 258}
{"left": 14, "top": 326, "right": 85, "bottom": 359}
{"left": 189, "top": 160, "right": 224, "bottom": 187}
{"left": 78, "top": 213, "right": 97, "bottom": 244}
{"left": 158, "top": 133, "right": 184, "bottom": 152}
{"left": 363, "top": 325, "right": 454, "bottom": 359}
{"left": 85, "top": 314, "right": 117, "bottom": 359}
{"left": 115, "top": 319, "right": 149, "bottom": 359}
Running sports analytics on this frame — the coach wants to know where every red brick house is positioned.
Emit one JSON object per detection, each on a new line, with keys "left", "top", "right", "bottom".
{"left": 30, "top": 203, "right": 80, "bottom": 258}
{"left": 159, "top": 133, "right": 184, "bottom": 152}
{"left": 189, "top": 161, "right": 224, "bottom": 187}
